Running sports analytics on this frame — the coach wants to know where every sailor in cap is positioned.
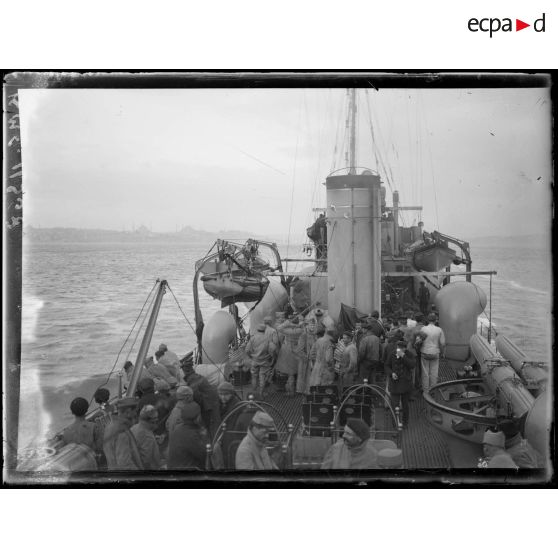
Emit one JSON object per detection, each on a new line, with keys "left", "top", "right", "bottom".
{"left": 235, "top": 411, "right": 278, "bottom": 470}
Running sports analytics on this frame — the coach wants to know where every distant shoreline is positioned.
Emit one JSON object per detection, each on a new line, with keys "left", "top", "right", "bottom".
{"left": 22, "top": 226, "right": 288, "bottom": 244}
{"left": 23, "top": 226, "right": 547, "bottom": 247}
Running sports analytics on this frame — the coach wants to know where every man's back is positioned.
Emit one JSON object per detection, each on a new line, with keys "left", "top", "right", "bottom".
{"left": 61, "top": 419, "right": 98, "bottom": 451}
{"left": 245, "top": 332, "right": 273, "bottom": 364}
{"left": 421, "top": 323, "right": 445, "bottom": 355}
{"left": 168, "top": 423, "right": 206, "bottom": 470}
{"left": 359, "top": 332, "right": 380, "bottom": 362}
{"left": 187, "top": 373, "right": 218, "bottom": 411}
{"left": 366, "top": 319, "right": 384, "bottom": 339}
{"left": 148, "top": 362, "right": 178, "bottom": 387}
{"left": 158, "top": 352, "right": 181, "bottom": 381}
{"left": 341, "top": 343, "right": 357, "bottom": 372}
{"left": 103, "top": 418, "right": 143, "bottom": 470}
{"left": 130, "top": 422, "right": 160, "bottom": 470}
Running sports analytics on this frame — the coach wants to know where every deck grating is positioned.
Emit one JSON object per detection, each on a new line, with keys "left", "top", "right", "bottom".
{"left": 401, "top": 358, "right": 455, "bottom": 468}
{"left": 234, "top": 358, "right": 458, "bottom": 468}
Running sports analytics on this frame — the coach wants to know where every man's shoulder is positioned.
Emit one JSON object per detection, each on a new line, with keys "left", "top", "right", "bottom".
{"left": 236, "top": 434, "right": 254, "bottom": 455}
{"left": 130, "top": 423, "right": 144, "bottom": 437}
{"left": 365, "top": 440, "right": 379, "bottom": 454}
{"left": 488, "top": 452, "right": 518, "bottom": 468}
{"left": 104, "top": 418, "right": 126, "bottom": 436}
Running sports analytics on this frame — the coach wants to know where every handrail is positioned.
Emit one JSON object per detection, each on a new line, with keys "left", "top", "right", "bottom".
{"left": 127, "top": 279, "right": 168, "bottom": 397}
{"left": 208, "top": 396, "right": 296, "bottom": 469}
{"left": 336, "top": 382, "right": 398, "bottom": 427}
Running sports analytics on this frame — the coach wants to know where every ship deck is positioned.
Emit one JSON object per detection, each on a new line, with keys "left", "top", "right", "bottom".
{"left": 238, "top": 359, "right": 479, "bottom": 469}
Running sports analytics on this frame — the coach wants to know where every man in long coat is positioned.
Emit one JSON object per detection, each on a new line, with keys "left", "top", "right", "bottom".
{"left": 385, "top": 341, "right": 415, "bottom": 427}
{"left": 103, "top": 397, "right": 143, "bottom": 471}
{"left": 309, "top": 329, "right": 335, "bottom": 387}
{"left": 295, "top": 318, "right": 317, "bottom": 394}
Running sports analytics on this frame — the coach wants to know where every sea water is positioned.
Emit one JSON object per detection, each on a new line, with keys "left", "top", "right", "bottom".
{"left": 17, "top": 238, "right": 552, "bottom": 449}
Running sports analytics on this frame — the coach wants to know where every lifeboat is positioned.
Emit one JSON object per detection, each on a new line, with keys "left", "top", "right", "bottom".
{"left": 199, "top": 241, "right": 271, "bottom": 307}
{"left": 405, "top": 232, "right": 458, "bottom": 272}
{"left": 201, "top": 270, "right": 269, "bottom": 307}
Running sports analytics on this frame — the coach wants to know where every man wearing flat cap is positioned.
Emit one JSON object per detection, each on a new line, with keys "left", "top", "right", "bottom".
{"left": 103, "top": 397, "right": 143, "bottom": 471}
{"left": 235, "top": 411, "right": 279, "bottom": 470}
{"left": 321, "top": 418, "right": 379, "bottom": 469}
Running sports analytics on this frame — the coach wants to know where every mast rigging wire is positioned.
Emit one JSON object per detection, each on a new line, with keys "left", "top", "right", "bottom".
{"left": 286, "top": 92, "right": 303, "bottom": 262}
{"left": 88, "top": 279, "right": 160, "bottom": 404}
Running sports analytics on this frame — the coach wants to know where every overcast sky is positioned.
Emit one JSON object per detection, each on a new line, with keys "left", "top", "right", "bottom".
{"left": 19, "top": 85, "right": 551, "bottom": 242}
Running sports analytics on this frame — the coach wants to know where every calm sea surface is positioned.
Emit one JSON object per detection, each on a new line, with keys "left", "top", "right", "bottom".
{"left": 19, "top": 239, "right": 552, "bottom": 448}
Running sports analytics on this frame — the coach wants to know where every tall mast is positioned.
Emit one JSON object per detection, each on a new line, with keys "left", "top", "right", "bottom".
{"left": 349, "top": 89, "right": 357, "bottom": 174}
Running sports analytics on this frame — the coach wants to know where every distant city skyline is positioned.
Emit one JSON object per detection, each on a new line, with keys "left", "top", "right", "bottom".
{"left": 23, "top": 222, "right": 550, "bottom": 239}
{"left": 19, "top": 85, "right": 552, "bottom": 242}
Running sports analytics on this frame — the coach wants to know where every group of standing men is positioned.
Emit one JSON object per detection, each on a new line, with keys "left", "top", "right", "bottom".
{"left": 58, "top": 342, "right": 239, "bottom": 472}
{"left": 241, "top": 305, "right": 446, "bottom": 431}
{"left": 243, "top": 307, "right": 350, "bottom": 399}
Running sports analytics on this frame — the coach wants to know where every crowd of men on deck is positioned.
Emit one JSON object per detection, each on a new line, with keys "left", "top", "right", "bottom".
{"left": 57, "top": 311, "right": 542, "bottom": 472}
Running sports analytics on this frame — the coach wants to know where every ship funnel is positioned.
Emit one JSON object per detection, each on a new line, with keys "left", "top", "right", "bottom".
{"left": 325, "top": 173, "right": 382, "bottom": 319}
